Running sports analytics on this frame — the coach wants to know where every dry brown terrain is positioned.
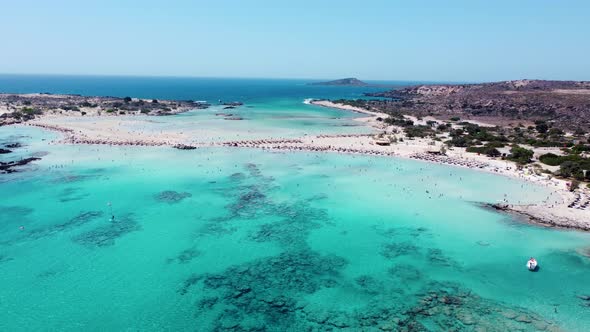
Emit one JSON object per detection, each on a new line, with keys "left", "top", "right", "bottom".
{"left": 365, "top": 80, "right": 590, "bottom": 131}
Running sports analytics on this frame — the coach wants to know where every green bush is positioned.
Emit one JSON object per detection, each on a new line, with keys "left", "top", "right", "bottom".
{"left": 385, "top": 117, "right": 414, "bottom": 127}
{"left": 539, "top": 153, "right": 562, "bottom": 166}
{"left": 571, "top": 144, "right": 590, "bottom": 154}
{"left": 535, "top": 120, "right": 549, "bottom": 134}
{"left": 507, "top": 145, "right": 534, "bottom": 164}
{"left": 22, "top": 107, "right": 43, "bottom": 115}
{"left": 404, "top": 125, "right": 433, "bottom": 138}
{"left": 558, "top": 160, "right": 590, "bottom": 181}
{"left": 466, "top": 146, "right": 501, "bottom": 157}
{"left": 446, "top": 136, "right": 472, "bottom": 147}
{"left": 539, "top": 153, "right": 590, "bottom": 168}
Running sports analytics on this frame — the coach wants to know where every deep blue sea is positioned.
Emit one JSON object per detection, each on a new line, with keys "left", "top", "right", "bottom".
{"left": 0, "top": 74, "right": 411, "bottom": 102}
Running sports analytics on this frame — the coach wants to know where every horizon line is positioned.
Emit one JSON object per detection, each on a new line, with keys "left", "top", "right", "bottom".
{"left": 0, "top": 72, "right": 482, "bottom": 85}
{"left": 1, "top": 72, "right": 586, "bottom": 85}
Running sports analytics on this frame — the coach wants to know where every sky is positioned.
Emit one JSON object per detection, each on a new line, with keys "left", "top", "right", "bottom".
{"left": 1, "top": 0, "right": 589, "bottom": 82}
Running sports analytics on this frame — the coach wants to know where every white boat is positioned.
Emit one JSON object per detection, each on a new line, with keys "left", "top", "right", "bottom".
{"left": 527, "top": 258, "right": 538, "bottom": 271}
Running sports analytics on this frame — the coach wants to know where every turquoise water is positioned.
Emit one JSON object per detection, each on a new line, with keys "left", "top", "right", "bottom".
{"left": 47, "top": 99, "right": 372, "bottom": 143}
{"left": 1, "top": 125, "right": 589, "bottom": 331}
{"left": 5, "top": 75, "right": 404, "bottom": 140}
{"left": 1, "top": 76, "right": 590, "bottom": 331}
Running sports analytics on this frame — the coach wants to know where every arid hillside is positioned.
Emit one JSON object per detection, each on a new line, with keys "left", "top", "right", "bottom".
{"left": 365, "top": 80, "right": 590, "bottom": 131}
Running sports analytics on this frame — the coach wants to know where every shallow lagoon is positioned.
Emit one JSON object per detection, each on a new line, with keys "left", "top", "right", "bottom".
{"left": 46, "top": 99, "right": 372, "bottom": 144}
{"left": 1, "top": 126, "right": 589, "bottom": 331}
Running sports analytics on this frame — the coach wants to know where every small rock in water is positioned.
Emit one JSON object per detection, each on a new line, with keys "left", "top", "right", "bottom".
{"left": 4, "top": 143, "right": 21, "bottom": 149}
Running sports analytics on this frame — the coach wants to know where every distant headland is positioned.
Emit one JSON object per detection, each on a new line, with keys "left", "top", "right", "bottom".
{"left": 308, "top": 78, "right": 369, "bottom": 86}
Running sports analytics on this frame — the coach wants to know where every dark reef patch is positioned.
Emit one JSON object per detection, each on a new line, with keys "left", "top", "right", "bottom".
{"left": 225, "top": 185, "right": 268, "bottom": 219}
{"left": 355, "top": 275, "right": 384, "bottom": 295}
{"left": 0, "top": 254, "right": 14, "bottom": 263}
{"left": 58, "top": 187, "right": 89, "bottom": 203}
{"left": 197, "top": 220, "right": 237, "bottom": 237}
{"left": 72, "top": 213, "right": 140, "bottom": 247}
{"left": 373, "top": 225, "right": 431, "bottom": 239}
{"left": 388, "top": 264, "right": 423, "bottom": 283}
{"left": 36, "top": 265, "right": 72, "bottom": 279}
{"left": 180, "top": 249, "right": 347, "bottom": 330}
{"left": 0, "top": 205, "right": 34, "bottom": 219}
{"left": 179, "top": 250, "right": 558, "bottom": 331}
{"left": 155, "top": 190, "right": 192, "bottom": 204}
{"left": 167, "top": 247, "right": 200, "bottom": 264}
{"left": 249, "top": 200, "right": 327, "bottom": 247}
{"left": 0, "top": 211, "right": 104, "bottom": 247}
{"left": 427, "top": 248, "right": 461, "bottom": 268}
{"left": 25, "top": 211, "right": 104, "bottom": 241}
{"left": 381, "top": 242, "right": 420, "bottom": 259}
{"left": 200, "top": 163, "right": 329, "bottom": 243}
{"left": 228, "top": 172, "right": 246, "bottom": 181}
{"left": 49, "top": 169, "right": 105, "bottom": 185}
{"left": 395, "top": 281, "right": 560, "bottom": 331}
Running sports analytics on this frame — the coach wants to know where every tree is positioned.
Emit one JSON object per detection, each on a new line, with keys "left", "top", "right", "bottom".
{"left": 507, "top": 145, "right": 534, "bottom": 164}
{"left": 152, "top": 99, "right": 159, "bottom": 104}
{"left": 124, "top": 96, "right": 132, "bottom": 103}
{"left": 487, "top": 148, "right": 501, "bottom": 158}
{"left": 535, "top": 120, "right": 549, "bottom": 134}
{"left": 574, "top": 128, "right": 586, "bottom": 136}
{"left": 559, "top": 161, "right": 584, "bottom": 180}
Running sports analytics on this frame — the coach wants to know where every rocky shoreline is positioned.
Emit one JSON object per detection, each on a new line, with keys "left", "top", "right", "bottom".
{"left": 486, "top": 203, "right": 590, "bottom": 231}
{"left": 0, "top": 157, "right": 41, "bottom": 174}
{"left": 0, "top": 93, "right": 210, "bottom": 126}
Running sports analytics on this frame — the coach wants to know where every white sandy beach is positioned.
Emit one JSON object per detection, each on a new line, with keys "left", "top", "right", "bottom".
{"left": 24, "top": 100, "right": 590, "bottom": 231}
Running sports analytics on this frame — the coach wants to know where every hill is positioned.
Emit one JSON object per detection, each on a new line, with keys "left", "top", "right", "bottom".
{"left": 364, "top": 80, "right": 590, "bottom": 131}
{"left": 309, "top": 78, "right": 369, "bottom": 86}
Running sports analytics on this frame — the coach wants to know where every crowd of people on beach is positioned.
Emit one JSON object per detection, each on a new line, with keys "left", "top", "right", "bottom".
{"left": 66, "top": 137, "right": 171, "bottom": 147}
{"left": 221, "top": 138, "right": 303, "bottom": 147}
{"left": 218, "top": 136, "right": 399, "bottom": 156}
{"left": 29, "top": 123, "right": 74, "bottom": 133}
{"left": 259, "top": 144, "right": 399, "bottom": 156}
{"left": 29, "top": 123, "right": 178, "bottom": 147}
{"left": 410, "top": 152, "right": 489, "bottom": 169}
{"left": 315, "top": 134, "right": 373, "bottom": 138}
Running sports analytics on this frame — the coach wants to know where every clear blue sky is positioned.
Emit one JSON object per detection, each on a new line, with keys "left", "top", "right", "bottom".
{"left": 1, "top": 0, "right": 589, "bottom": 82}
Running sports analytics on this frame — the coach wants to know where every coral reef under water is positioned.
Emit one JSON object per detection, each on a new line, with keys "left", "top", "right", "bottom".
{"left": 155, "top": 190, "right": 192, "bottom": 204}
{"left": 167, "top": 247, "right": 201, "bottom": 264}
{"left": 72, "top": 213, "right": 139, "bottom": 247}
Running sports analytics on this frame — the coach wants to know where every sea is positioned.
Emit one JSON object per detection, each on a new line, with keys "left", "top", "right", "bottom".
{"left": 0, "top": 75, "right": 589, "bottom": 331}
